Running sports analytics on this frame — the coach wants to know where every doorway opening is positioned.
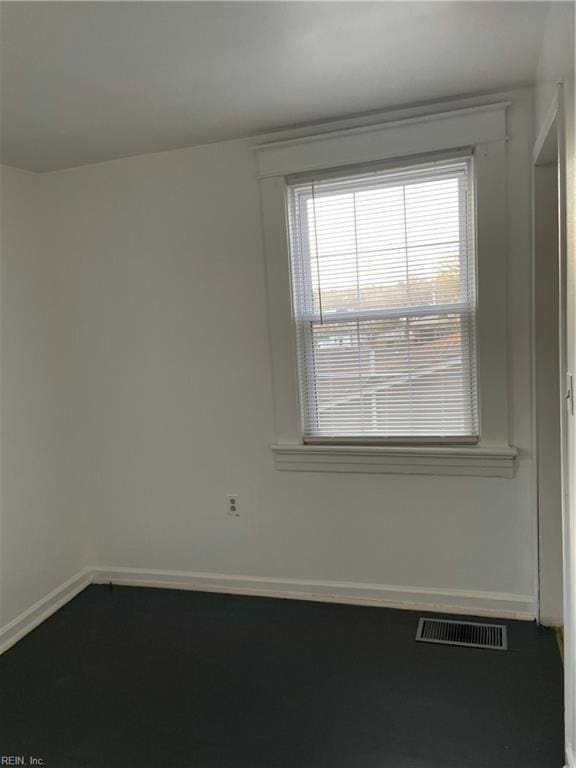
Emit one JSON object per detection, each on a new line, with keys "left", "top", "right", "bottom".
{"left": 534, "top": 109, "right": 564, "bottom": 629}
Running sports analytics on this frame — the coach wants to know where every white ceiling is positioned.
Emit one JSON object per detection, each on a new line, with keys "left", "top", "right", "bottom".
{"left": 0, "top": 1, "right": 549, "bottom": 172}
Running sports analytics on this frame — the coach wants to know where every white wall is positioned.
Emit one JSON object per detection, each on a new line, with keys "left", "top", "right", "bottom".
{"left": 39, "top": 88, "right": 537, "bottom": 617}
{"left": 534, "top": 2, "right": 576, "bottom": 763}
{"left": 0, "top": 166, "right": 91, "bottom": 631}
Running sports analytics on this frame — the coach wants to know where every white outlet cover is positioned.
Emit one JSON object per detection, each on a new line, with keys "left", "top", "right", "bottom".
{"left": 226, "top": 494, "right": 239, "bottom": 516}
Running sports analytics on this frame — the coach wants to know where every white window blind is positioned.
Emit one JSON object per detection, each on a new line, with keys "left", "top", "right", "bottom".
{"left": 286, "top": 156, "right": 479, "bottom": 442}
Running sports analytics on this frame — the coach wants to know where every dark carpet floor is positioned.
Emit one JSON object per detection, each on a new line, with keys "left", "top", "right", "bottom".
{"left": 0, "top": 584, "right": 565, "bottom": 768}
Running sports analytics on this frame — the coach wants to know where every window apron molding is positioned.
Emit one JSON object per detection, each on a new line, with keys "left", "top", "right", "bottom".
{"left": 271, "top": 443, "right": 518, "bottom": 478}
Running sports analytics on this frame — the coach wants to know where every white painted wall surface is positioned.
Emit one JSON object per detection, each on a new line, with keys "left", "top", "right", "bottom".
{"left": 40, "top": 89, "right": 536, "bottom": 616}
{"left": 0, "top": 166, "right": 91, "bottom": 630}
{"left": 534, "top": 2, "right": 576, "bottom": 763}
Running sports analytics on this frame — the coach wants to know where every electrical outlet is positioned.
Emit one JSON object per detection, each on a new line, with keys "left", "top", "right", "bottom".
{"left": 226, "top": 494, "right": 240, "bottom": 517}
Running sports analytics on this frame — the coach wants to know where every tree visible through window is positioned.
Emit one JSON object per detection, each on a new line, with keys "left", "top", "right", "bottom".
{"left": 286, "top": 156, "right": 478, "bottom": 440}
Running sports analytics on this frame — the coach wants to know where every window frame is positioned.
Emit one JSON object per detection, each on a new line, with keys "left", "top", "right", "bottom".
{"left": 257, "top": 102, "right": 517, "bottom": 476}
{"left": 286, "top": 154, "right": 480, "bottom": 444}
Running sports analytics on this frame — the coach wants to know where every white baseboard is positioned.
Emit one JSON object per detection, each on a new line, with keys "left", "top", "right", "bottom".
{"left": 566, "top": 744, "right": 575, "bottom": 768}
{"left": 93, "top": 566, "right": 537, "bottom": 620}
{"left": 0, "top": 567, "right": 92, "bottom": 655}
{"left": 0, "top": 565, "right": 537, "bottom": 655}
{"left": 539, "top": 613, "right": 564, "bottom": 629}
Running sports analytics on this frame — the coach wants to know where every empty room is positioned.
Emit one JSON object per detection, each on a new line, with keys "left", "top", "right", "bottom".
{"left": 0, "top": 2, "right": 575, "bottom": 766}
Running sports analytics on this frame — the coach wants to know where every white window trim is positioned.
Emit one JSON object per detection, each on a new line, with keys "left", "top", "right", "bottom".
{"left": 257, "top": 101, "right": 517, "bottom": 477}
{"left": 271, "top": 444, "right": 517, "bottom": 478}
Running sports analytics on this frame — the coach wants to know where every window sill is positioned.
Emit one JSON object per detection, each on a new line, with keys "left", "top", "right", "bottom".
{"left": 271, "top": 443, "right": 518, "bottom": 478}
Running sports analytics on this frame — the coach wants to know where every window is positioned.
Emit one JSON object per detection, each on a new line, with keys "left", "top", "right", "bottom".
{"left": 286, "top": 157, "right": 478, "bottom": 443}
{"left": 258, "top": 101, "right": 516, "bottom": 475}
